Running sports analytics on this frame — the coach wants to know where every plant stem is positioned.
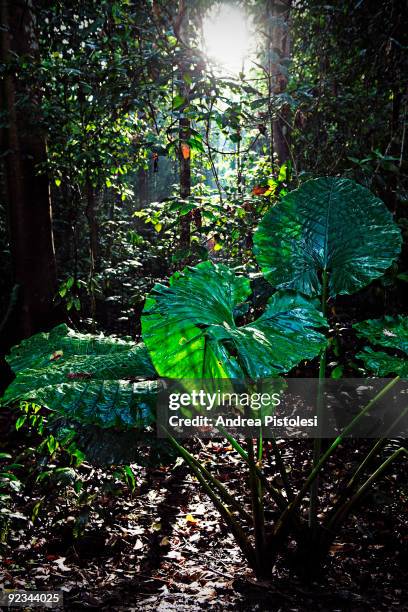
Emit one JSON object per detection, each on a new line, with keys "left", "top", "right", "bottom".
{"left": 328, "top": 446, "right": 408, "bottom": 532}
{"left": 185, "top": 447, "right": 253, "bottom": 523}
{"left": 163, "top": 429, "right": 251, "bottom": 522}
{"left": 257, "top": 430, "right": 263, "bottom": 463}
{"left": 217, "top": 424, "right": 289, "bottom": 512}
{"left": 247, "top": 436, "right": 267, "bottom": 576}
{"left": 309, "top": 269, "right": 329, "bottom": 527}
{"left": 165, "top": 432, "right": 256, "bottom": 568}
{"left": 324, "top": 404, "right": 408, "bottom": 530}
{"left": 269, "top": 438, "right": 294, "bottom": 501}
{"left": 272, "top": 376, "right": 400, "bottom": 542}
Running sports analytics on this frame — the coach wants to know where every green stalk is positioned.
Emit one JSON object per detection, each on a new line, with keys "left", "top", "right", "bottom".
{"left": 165, "top": 432, "right": 256, "bottom": 568}
{"left": 184, "top": 447, "right": 253, "bottom": 523}
{"left": 272, "top": 376, "right": 400, "bottom": 542}
{"left": 269, "top": 438, "right": 294, "bottom": 501}
{"left": 309, "top": 269, "right": 329, "bottom": 528}
{"left": 257, "top": 429, "right": 263, "bottom": 463}
{"left": 257, "top": 430, "right": 266, "bottom": 563}
{"left": 247, "top": 436, "right": 267, "bottom": 576}
{"left": 217, "top": 424, "right": 250, "bottom": 461}
{"left": 217, "top": 424, "right": 289, "bottom": 512}
{"left": 162, "top": 428, "right": 251, "bottom": 522}
{"left": 328, "top": 447, "right": 408, "bottom": 532}
{"left": 324, "top": 404, "right": 408, "bottom": 529}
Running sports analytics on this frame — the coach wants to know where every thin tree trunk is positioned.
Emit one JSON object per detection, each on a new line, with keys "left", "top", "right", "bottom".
{"left": 179, "top": 114, "right": 191, "bottom": 247}
{"left": 0, "top": 0, "right": 58, "bottom": 347}
{"left": 270, "top": 0, "right": 292, "bottom": 166}
{"left": 85, "top": 172, "right": 99, "bottom": 273}
{"left": 137, "top": 167, "right": 149, "bottom": 209}
{"left": 176, "top": 0, "right": 191, "bottom": 249}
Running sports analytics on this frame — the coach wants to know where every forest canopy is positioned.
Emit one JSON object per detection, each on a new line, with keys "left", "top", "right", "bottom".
{"left": 0, "top": 0, "right": 406, "bottom": 343}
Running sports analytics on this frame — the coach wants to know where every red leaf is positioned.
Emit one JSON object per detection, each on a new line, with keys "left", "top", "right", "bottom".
{"left": 181, "top": 143, "right": 190, "bottom": 159}
{"left": 252, "top": 185, "right": 268, "bottom": 196}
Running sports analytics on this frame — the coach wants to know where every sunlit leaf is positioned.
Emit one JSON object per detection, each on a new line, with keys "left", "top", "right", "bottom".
{"left": 142, "top": 261, "right": 327, "bottom": 379}
{"left": 254, "top": 177, "right": 401, "bottom": 297}
{"left": 172, "top": 94, "right": 186, "bottom": 110}
{"left": 2, "top": 325, "right": 157, "bottom": 430}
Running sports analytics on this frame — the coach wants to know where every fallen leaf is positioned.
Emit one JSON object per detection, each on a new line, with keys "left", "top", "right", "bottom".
{"left": 133, "top": 539, "right": 144, "bottom": 550}
{"left": 53, "top": 557, "right": 71, "bottom": 572}
{"left": 185, "top": 513, "right": 199, "bottom": 526}
{"left": 166, "top": 550, "right": 183, "bottom": 560}
{"left": 151, "top": 521, "right": 162, "bottom": 532}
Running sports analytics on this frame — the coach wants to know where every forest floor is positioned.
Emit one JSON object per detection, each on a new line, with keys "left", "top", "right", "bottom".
{"left": 0, "top": 413, "right": 407, "bottom": 612}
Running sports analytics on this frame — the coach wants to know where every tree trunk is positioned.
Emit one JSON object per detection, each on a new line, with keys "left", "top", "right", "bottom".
{"left": 137, "top": 167, "right": 149, "bottom": 209}
{"left": 176, "top": 0, "right": 191, "bottom": 249}
{"left": 179, "top": 115, "right": 191, "bottom": 247}
{"left": 85, "top": 173, "right": 99, "bottom": 273}
{"left": 0, "top": 0, "right": 59, "bottom": 348}
{"left": 269, "top": 0, "right": 292, "bottom": 166}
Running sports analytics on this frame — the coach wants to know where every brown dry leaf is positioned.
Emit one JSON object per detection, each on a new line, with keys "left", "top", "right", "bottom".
{"left": 329, "top": 542, "right": 353, "bottom": 554}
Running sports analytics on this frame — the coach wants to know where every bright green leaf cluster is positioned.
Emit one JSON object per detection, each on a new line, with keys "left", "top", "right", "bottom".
{"left": 142, "top": 261, "right": 327, "bottom": 379}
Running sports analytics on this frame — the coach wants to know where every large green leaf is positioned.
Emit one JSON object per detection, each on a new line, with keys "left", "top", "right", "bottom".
{"left": 142, "top": 261, "right": 327, "bottom": 379}
{"left": 5, "top": 379, "right": 157, "bottom": 430}
{"left": 50, "top": 420, "right": 175, "bottom": 466}
{"left": 5, "top": 324, "right": 141, "bottom": 374}
{"left": 354, "top": 316, "right": 408, "bottom": 376}
{"left": 4, "top": 347, "right": 155, "bottom": 399}
{"left": 2, "top": 325, "right": 157, "bottom": 430}
{"left": 253, "top": 177, "right": 401, "bottom": 297}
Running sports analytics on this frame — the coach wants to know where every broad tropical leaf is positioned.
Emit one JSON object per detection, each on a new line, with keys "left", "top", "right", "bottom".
{"left": 142, "top": 261, "right": 327, "bottom": 379}
{"left": 6, "top": 379, "right": 157, "bottom": 429}
{"left": 354, "top": 316, "right": 408, "bottom": 376}
{"left": 6, "top": 324, "right": 142, "bottom": 374}
{"left": 50, "top": 420, "right": 175, "bottom": 466}
{"left": 253, "top": 177, "right": 401, "bottom": 297}
{"left": 4, "top": 347, "right": 155, "bottom": 399}
{"left": 2, "top": 325, "right": 157, "bottom": 430}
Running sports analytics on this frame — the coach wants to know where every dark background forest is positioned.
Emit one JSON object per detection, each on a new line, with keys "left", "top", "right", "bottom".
{"left": 1, "top": 0, "right": 406, "bottom": 348}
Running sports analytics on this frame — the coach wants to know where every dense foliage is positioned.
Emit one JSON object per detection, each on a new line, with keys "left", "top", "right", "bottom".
{"left": 1, "top": 0, "right": 406, "bottom": 335}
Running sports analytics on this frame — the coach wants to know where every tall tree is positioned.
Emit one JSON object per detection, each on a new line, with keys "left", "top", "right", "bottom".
{"left": 268, "top": 0, "right": 292, "bottom": 166}
{"left": 0, "top": 0, "right": 58, "bottom": 346}
{"left": 175, "top": 0, "right": 192, "bottom": 248}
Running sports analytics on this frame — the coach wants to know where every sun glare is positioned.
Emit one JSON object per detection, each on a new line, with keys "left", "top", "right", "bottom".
{"left": 202, "top": 4, "right": 251, "bottom": 74}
